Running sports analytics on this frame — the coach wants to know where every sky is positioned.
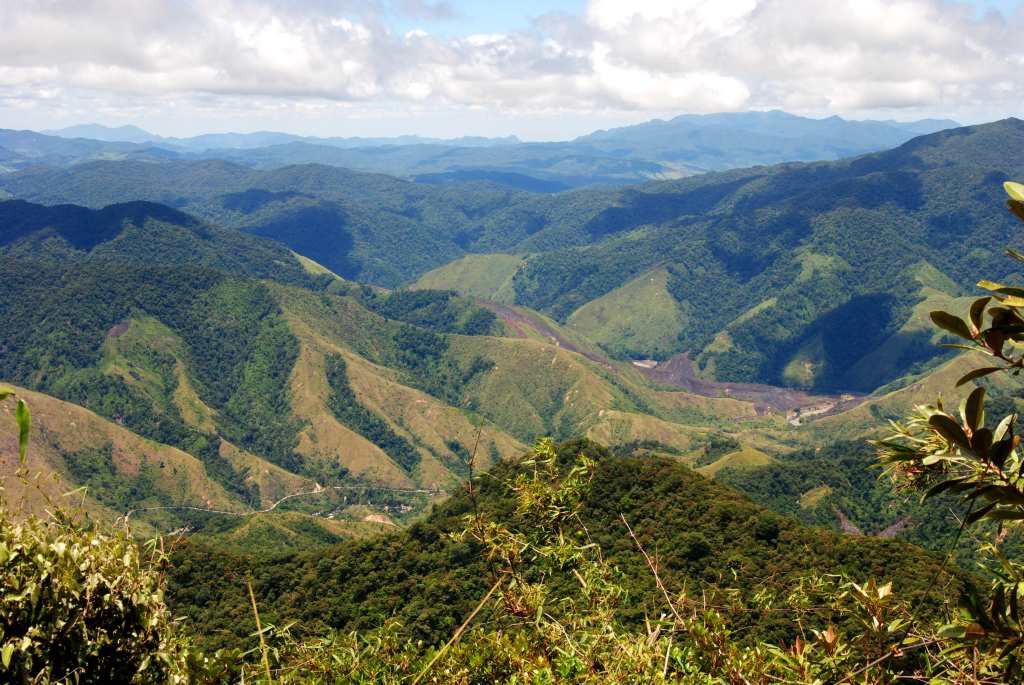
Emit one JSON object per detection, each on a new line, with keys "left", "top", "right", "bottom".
{"left": 0, "top": 0, "right": 1021, "bottom": 141}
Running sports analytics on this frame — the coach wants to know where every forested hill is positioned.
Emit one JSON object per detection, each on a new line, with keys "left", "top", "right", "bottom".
{"left": 0, "top": 161, "right": 538, "bottom": 284}
{"left": 3, "top": 119, "right": 1022, "bottom": 392}
{"left": 168, "top": 439, "right": 965, "bottom": 651}
{"left": 0, "top": 199, "right": 316, "bottom": 285}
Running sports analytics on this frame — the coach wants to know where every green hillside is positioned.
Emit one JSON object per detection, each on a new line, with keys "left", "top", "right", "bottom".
{"left": 412, "top": 253, "right": 524, "bottom": 303}
{"left": 510, "top": 119, "right": 1024, "bottom": 390}
{"left": 0, "top": 199, "right": 316, "bottom": 286}
{"left": 565, "top": 266, "right": 687, "bottom": 359}
{"left": 5, "top": 120, "right": 1022, "bottom": 392}
{"left": 1, "top": 205, "right": 801, "bottom": 534}
{"left": 166, "top": 439, "right": 964, "bottom": 651}
{"left": 3, "top": 191, "right": 1015, "bottom": 563}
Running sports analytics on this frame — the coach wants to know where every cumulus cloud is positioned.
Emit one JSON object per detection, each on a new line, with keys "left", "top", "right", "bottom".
{"left": 0, "top": 0, "right": 1021, "bottom": 134}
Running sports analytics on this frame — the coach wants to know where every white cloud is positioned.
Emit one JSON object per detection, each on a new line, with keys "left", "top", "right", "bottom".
{"left": 0, "top": 0, "right": 1021, "bottom": 136}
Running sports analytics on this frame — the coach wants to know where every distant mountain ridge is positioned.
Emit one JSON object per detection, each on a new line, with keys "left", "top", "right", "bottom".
{"left": 10, "top": 110, "right": 959, "bottom": 188}
{"left": 573, "top": 110, "right": 960, "bottom": 170}
{"left": 43, "top": 123, "right": 522, "bottom": 150}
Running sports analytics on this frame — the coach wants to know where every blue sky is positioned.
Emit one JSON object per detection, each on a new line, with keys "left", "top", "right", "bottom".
{"left": 402, "top": 0, "right": 1021, "bottom": 33}
{"left": 969, "top": 0, "right": 1022, "bottom": 15}
{"left": 0, "top": 0, "right": 1021, "bottom": 138}
{"left": 393, "top": 1, "right": 586, "bottom": 36}
{"left": 403, "top": 1, "right": 1020, "bottom": 33}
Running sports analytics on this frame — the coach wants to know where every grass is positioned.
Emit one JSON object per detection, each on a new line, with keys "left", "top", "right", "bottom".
{"left": 285, "top": 328, "right": 416, "bottom": 488}
{"left": 280, "top": 295, "right": 527, "bottom": 488}
{"left": 585, "top": 410, "right": 707, "bottom": 455}
{"left": 782, "top": 333, "right": 825, "bottom": 388}
{"left": 172, "top": 362, "right": 216, "bottom": 433}
{"left": 795, "top": 251, "right": 851, "bottom": 283}
{"left": 697, "top": 446, "right": 773, "bottom": 478}
{"left": 806, "top": 353, "right": 989, "bottom": 442}
{"left": 799, "top": 485, "right": 832, "bottom": 509}
{"left": 450, "top": 335, "right": 620, "bottom": 441}
{"left": 217, "top": 439, "right": 314, "bottom": 509}
{"left": 412, "top": 254, "right": 524, "bottom": 303}
{"left": 99, "top": 315, "right": 183, "bottom": 414}
{"left": 0, "top": 385, "right": 244, "bottom": 526}
{"left": 566, "top": 267, "right": 687, "bottom": 360}
{"left": 292, "top": 251, "right": 340, "bottom": 279}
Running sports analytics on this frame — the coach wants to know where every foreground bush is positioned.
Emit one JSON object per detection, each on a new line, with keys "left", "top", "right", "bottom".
{"left": 0, "top": 507, "right": 182, "bottom": 683}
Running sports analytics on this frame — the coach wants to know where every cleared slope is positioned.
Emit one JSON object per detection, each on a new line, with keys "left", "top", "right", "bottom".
{"left": 412, "top": 253, "right": 524, "bottom": 303}
{"left": 0, "top": 385, "right": 243, "bottom": 524}
{"left": 566, "top": 266, "right": 687, "bottom": 359}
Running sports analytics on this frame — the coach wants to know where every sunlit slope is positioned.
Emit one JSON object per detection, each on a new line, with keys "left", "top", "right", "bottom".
{"left": 413, "top": 253, "right": 524, "bottom": 303}
{"left": 0, "top": 385, "right": 243, "bottom": 523}
{"left": 273, "top": 280, "right": 762, "bottom": 469}
{"left": 566, "top": 267, "right": 687, "bottom": 359}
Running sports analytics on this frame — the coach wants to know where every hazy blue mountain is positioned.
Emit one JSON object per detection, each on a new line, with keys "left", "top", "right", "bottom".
{"left": 573, "top": 110, "right": 960, "bottom": 170}
{"left": 44, "top": 123, "right": 161, "bottom": 144}
{"left": 0, "top": 128, "right": 186, "bottom": 170}
{"left": 0, "top": 129, "right": 146, "bottom": 167}
{"left": 880, "top": 118, "right": 962, "bottom": 135}
{"left": 10, "top": 111, "right": 959, "bottom": 188}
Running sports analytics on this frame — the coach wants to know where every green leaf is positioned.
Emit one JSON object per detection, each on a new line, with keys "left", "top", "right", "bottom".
{"left": 1001, "top": 295, "right": 1024, "bottom": 308}
{"left": 940, "top": 343, "right": 983, "bottom": 352}
{"left": 993, "top": 413, "right": 1016, "bottom": 442}
{"left": 966, "top": 502, "right": 997, "bottom": 525}
{"left": 977, "top": 280, "right": 1024, "bottom": 299}
{"left": 989, "top": 437, "right": 1015, "bottom": 467}
{"left": 969, "top": 297, "right": 991, "bottom": 330}
{"left": 1009, "top": 201, "right": 1024, "bottom": 224}
{"left": 962, "top": 387, "right": 985, "bottom": 432}
{"left": 956, "top": 367, "right": 1002, "bottom": 387}
{"left": 1006, "top": 181, "right": 1024, "bottom": 203}
{"left": 930, "top": 311, "right": 973, "bottom": 340}
{"left": 0, "top": 643, "right": 11, "bottom": 669}
{"left": 937, "top": 623, "right": 967, "bottom": 639}
{"left": 15, "top": 399, "right": 29, "bottom": 464}
{"left": 1007, "top": 247, "right": 1024, "bottom": 263}
{"left": 929, "top": 413, "right": 970, "bottom": 449}
{"left": 988, "top": 508, "right": 1024, "bottom": 521}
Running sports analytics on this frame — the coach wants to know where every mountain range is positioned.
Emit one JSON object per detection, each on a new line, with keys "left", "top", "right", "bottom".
{"left": 4, "top": 118, "right": 1020, "bottom": 394}
{"left": 0, "top": 110, "right": 958, "bottom": 188}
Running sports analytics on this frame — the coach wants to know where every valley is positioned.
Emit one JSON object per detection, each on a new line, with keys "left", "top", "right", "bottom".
{"left": 4, "top": 119, "right": 1022, "bottom": 548}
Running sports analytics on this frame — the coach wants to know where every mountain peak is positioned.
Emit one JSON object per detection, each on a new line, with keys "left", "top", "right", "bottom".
{"left": 44, "top": 123, "right": 159, "bottom": 144}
